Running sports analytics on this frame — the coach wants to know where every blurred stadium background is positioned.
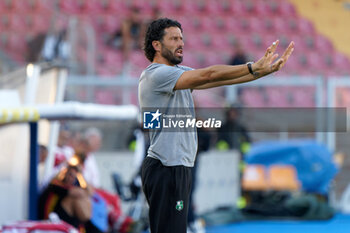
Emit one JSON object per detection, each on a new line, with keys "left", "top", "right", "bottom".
{"left": 1, "top": 0, "right": 350, "bottom": 232}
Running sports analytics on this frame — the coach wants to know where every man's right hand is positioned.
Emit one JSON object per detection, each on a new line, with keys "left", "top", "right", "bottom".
{"left": 252, "top": 40, "right": 294, "bottom": 78}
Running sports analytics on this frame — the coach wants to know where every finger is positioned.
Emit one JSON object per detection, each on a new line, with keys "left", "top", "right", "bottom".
{"left": 272, "top": 58, "right": 284, "bottom": 71}
{"left": 264, "top": 40, "right": 280, "bottom": 60}
{"left": 267, "top": 53, "right": 279, "bottom": 64}
{"left": 281, "top": 48, "right": 294, "bottom": 65}
{"left": 270, "top": 40, "right": 279, "bottom": 54}
{"left": 264, "top": 45, "right": 273, "bottom": 57}
{"left": 281, "top": 41, "right": 294, "bottom": 59}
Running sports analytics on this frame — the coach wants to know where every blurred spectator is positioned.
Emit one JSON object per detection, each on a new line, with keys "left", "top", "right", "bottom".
{"left": 229, "top": 43, "right": 248, "bottom": 66}
{"left": 39, "top": 144, "right": 49, "bottom": 163}
{"left": 38, "top": 164, "right": 94, "bottom": 231}
{"left": 229, "top": 43, "right": 248, "bottom": 99}
{"left": 38, "top": 144, "right": 48, "bottom": 185}
{"left": 26, "top": 33, "right": 46, "bottom": 63}
{"left": 216, "top": 105, "right": 251, "bottom": 155}
{"left": 72, "top": 134, "right": 143, "bottom": 233}
{"left": 48, "top": 127, "right": 100, "bottom": 188}
{"left": 40, "top": 128, "right": 74, "bottom": 188}
{"left": 216, "top": 105, "right": 251, "bottom": 207}
{"left": 107, "top": 7, "right": 146, "bottom": 60}
{"left": 54, "top": 128, "right": 75, "bottom": 168}
{"left": 41, "top": 28, "right": 71, "bottom": 62}
{"left": 83, "top": 128, "right": 102, "bottom": 188}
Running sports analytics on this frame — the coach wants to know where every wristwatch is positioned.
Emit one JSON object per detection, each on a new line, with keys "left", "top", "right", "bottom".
{"left": 246, "top": 62, "right": 258, "bottom": 78}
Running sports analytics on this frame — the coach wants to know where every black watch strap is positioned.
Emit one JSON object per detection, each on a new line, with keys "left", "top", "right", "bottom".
{"left": 247, "top": 62, "right": 254, "bottom": 75}
{"left": 247, "top": 62, "right": 258, "bottom": 78}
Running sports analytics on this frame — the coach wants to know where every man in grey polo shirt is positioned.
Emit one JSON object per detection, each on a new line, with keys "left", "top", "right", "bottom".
{"left": 139, "top": 18, "right": 294, "bottom": 233}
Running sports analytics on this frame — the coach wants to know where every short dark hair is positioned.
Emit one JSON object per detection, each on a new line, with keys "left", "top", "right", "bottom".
{"left": 144, "top": 18, "right": 182, "bottom": 62}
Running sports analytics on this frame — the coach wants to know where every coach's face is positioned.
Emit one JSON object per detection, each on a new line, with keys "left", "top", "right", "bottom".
{"left": 160, "top": 26, "right": 184, "bottom": 65}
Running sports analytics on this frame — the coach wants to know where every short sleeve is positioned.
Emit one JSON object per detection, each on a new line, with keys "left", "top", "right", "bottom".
{"left": 151, "top": 65, "right": 186, "bottom": 94}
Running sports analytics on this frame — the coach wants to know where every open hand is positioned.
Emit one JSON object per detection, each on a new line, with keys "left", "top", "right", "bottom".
{"left": 252, "top": 40, "right": 294, "bottom": 78}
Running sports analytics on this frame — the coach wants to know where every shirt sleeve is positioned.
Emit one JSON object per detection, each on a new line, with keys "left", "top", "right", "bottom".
{"left": 151, "top": 65, "right": 186, "bottom": 94}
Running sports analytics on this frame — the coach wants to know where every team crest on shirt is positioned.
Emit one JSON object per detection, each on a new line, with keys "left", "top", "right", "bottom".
{"left": 176, "top": 200, "right": 184, "bottom": 211}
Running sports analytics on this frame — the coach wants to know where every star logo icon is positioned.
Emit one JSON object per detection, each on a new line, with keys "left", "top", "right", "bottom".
{"left": 150, "top": 109, "right": 162, "bottom": 122}
{"left": 143, "top": 109, "right": 162, "bottom": 129}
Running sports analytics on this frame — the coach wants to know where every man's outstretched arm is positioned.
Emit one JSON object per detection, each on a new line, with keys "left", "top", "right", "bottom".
{"left": 174, "top": 40, "right": 294, "bottom": 90}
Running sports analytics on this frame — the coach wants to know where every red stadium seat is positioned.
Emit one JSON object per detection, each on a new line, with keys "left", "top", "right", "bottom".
{"left": 80, "top": 0, "right": 104, "bottom": 14}
{"left": 103, "top": 14, "right": 123, "bottom": 34}
{"left": 265, "top": 87, "right": 290, "bottom": 107}
{"left": 282, "top": 54, "right": 303, "bottom": 75}
{"left": 29, "top": 14, "right": 50, "bottom": 34}
{"left": 204, "top": 0, "right": 222, "bottom": 15}
{"left": 260, "top": 34, "right": 283, "bottom": 49}
{"left": 212, "top": 16, "right": 229, "bottom": 32}
{"left": 182, "top": 0, "right": 199, "bottom": 14}
{"left": 157, "top": 0, "right": 185, "bottom": 15}
{"left": 290, "top": 87, "right": 315, "bottom": 107}
{"left": 222, "top": 0, "right": 249, "bottom": 16}
{"left": 94, "top": 89, "right": 117, "bottom": 105}
{"left": 192, "top": 89, "right": 226, "bottom": 107}
{"left": 131, "top": 0, "right": 155, "bottom": 15}
{"left": 241, "top": 88, "right": 267, "bottom": 107}
{"left": 306, "top": 52, "right": 326, "bottom": 70}
{"left": 0, "top": 14, "right": 10, "bottom": 31}
{"left": 0, "top": 1, "right": 10, "bottom": 14}
{"left": 183, "top": 51, "right": 201, "bottom": 68}
{"left": 314, "top": 34, "right": 334, "bottom": 53}
{"left": 129, "top": 50, "right": 149, "bottom": 68}
{"left": 253, "top": 0, "right": 275, "bottom": 17}
{"left": 91, "top": 14, "right": 122, "bottom": 34}
{"left": 332, "top": 52, "right": 350, "bottom": 71}
{"left": 11, "top": 0, "right": 34, "bottom": 13}
{"left": 237, "top": 34, "right": 256, "bottom": 51}
{"left": 184, "top": 33, "right": 202, "bottom": 50}
{"left": 195, "top": 15, "right": 220, "bottom": 33}
{"left": 222, "top": 16, "right": 247, "bottom": 35}
{"left": 7, "top": 33, "right": 27, "bottom": 53}
{"left": 208, "top": 33, "right": 231, "bottom": 50}
{"left": 296, "top": 18, "right": 316, "bottom": 35}
{"left": 175, "top": 16, "right": 193, "bottom": 32}
{"left": 100, "top": 0, "right": 128, "bottom": 16}
{"left": 248, "top": 16, "right": 269, "bottom": 34}
{"left": 101, "top": 48, "right": 123, "bottom": 66}
{"left": 270, "top": 17, "right": 294, "bottom": 34}
{"left": 8, "top": 15, "right": 28, "bottom": 32}
{"left": 241, "top": 1, "right": 257, "bottom": 16}
{"left": 59, "top": 0, "right": 81, "bottom": 14}
{"left": 199, "top": 51, "right": 225, "bottom": 66}
{"left": 30, "top": 0, "right": 55, "bottom": 13}
{"left": 277, "top": 1, "right": 297, "bottom": 17}
{"left": 285, "top": 34, "right": 308, "bottom": 53}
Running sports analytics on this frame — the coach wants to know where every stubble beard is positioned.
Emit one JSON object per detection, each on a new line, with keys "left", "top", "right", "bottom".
{"left": 161, "top": 46, "right": 183, "bottom": 65}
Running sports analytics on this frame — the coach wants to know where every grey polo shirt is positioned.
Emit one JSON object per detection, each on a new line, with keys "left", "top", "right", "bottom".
{"left": 138, "top": 63, "right": 198, "bottom": 167}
